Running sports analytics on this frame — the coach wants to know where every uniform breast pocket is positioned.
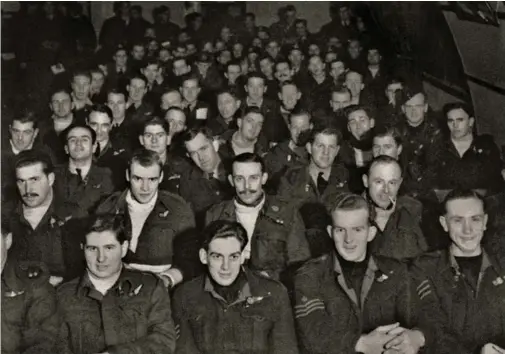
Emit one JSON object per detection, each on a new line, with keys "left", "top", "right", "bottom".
{"left": 239, "top": 309, "right": 274, "bottom": 351}
{"left": 253, "top": 231, "right": 287, "bottom": 270}
{"left": 188, "top": 312, "right": 214, "bottom": 351}
{"left": 120, "top": 302, "right": 148, "bottom": 338}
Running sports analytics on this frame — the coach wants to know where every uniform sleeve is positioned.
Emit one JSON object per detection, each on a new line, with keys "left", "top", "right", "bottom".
{"left": 270, "top": 285, "right": 300, "bottom": 354}
{"left": 172, "top": 289, "right": 201, "bottom": 354}
{"left": 286, "top": 210, "right": 311, "bottom": 265}
{"left": 108, "top": 280, "right": 176, "bottom": 354}
{"left": 409, "top": 261, "right": 473, "bottom": 354}
{"left": 293, "top": 263, "right": 360, "bottom": 354}
{"left": 22, "top": 280, "right": 60, "bottom": 354}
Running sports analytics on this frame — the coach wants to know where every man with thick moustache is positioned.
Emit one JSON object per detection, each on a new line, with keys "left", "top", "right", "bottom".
{"left": 206, "top": 153, "right": 311, "bottom": 281}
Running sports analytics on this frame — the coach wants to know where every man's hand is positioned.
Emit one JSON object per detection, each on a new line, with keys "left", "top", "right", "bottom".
{"left": 355, "top": 323, "right": 400, "bottom": 354}
{"left": 384, "top": 329, "right": 425, "bottom": 354}
{"left": 49, "top": 276, "right": 63, "bottom": 287}
{"left": 481, "top": 343, "right": 505, "bottom": 354}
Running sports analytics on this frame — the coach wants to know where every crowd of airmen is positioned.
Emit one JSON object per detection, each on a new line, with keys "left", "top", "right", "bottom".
{"left": 2, "top": 2, "right": 505, "bottom": 354}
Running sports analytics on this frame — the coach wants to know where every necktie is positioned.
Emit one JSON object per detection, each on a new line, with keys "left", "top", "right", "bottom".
{"left": 317, "top": 172, "right": 328, "bottom": 195}
{"left": 75, "top": 168, "right": 83, "bottom": 184}
{"left": 94, "top": 144, "right": 101, "bottom": 159}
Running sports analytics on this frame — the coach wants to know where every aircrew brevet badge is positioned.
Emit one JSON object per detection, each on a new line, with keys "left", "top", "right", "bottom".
{"left": 492, "top": 277, "right": 504, "bottom": 286}
{"left": 271, "top": 205, "right": 279, "bottom": 212}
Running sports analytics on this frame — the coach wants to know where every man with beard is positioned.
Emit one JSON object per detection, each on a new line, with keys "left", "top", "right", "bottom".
{"left": 293, "top": 192, "right": 432, "bottom": 354}
{"left": 363, "top": 156, "right": 428, "bottom": 260}
{"left": 173, "top": 220, "right": 299, "bottom": 354}
{"left": 339, "top": 105, "right": 376, "bottom": 193}
{"left": 265, "top": 109, "right": 312, "bottom": 191}
{"left": 53, "top": 124, "right": 114, "bottom": 218}
{"left": 207, "top": 88, "right": 241, "bottom": 138}
{"left": 205, "top": 153, "right": 310, "bottom": 281}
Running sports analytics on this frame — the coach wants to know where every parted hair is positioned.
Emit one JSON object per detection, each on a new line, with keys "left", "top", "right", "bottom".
{"left": 442, "top": 188, "right": 486, "bottom": 214}
{"left": 128, "top": 148, "right": 163, "bottom": 172}
{"left": 81, "top": 214, "right": 128, "bottom": 244}
{"left": 328, "top": 192, "right": 375, "bottom": 224}
{"left": 14, "top": 150, "right": 54, "bottom": 175}
{"left": 201, "top": 220, "right": 248, "bottom": 252}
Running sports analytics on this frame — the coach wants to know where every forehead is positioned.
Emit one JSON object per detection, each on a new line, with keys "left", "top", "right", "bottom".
{"left": 244, "top": 112, "right": 264, "bottom": 121}
{"left": 281, "top": 84, "right": 298, "bottom": 94}
{"left": 85, "top": 230, "right": 120, "bottom": 246}
{"left": 369, "top": 162, "right": 402, "bottom": 179}
{"left": 145, "top": 64, "right": 159, "bottom": 70}
{"left": 12, "top": 120, "right": 35, "bottom": 129}
{"left": 88, "top": 111, "right": 112, "bottom": 123}
{"left": 130, "top": 162, "right": 161, "bottom": 176}
{"left": 166, "top": 110, "right": 186, "bottom": 121}
{"left": 331, "top": 61, "right": 345, "bottom": 69}
{"left": 368, "top": 49, "right": 380, "bottom": 55}
{"left": 332, "top": 208, "right": 369, "bottom": 226}
{"left": 227, "top": 64, "right": 241, "bottom": 71}
{"left": 16, "top": 162, "right": 45, "bottom": 176}
{"left": 91, "top": 71, "right": 105, "bottom": 79}
{"left": 187, "top": 132, "right": 210, "bottom": 149}
{"left": 332, "top": 91, "right": 351, "bottom": 100}
{"left": 276, "top": 62, "right": 289, "bottom": 70}
{"left": 314, "top": 132, "right": 338, "bottom": 145}
{"left": 446, "top": 198, "right": 484, "bottom": 216}
{"left": 208, "top": 237, "right": 242, "bottom": 254}
{"left": 108, "top": 93, "right": 125, "bottom": 102}
{"left": 130, "top": 78, "right": 146, "bottom": 86}
{"left": 133, "top": 45, "right": 145, "bottom": 50}
{"left": 373, "top": 135, "right": 397, "bottom": 145}
{"left": 291, "top": 114, "right": 310, "bottom": 124}
{"left": 183, "top": 79, "right": 199, "bottom": 87}
{"left": 218, "top": 92, "right": 235, "bottom": 101}
{"left": 247, "top": 77, "right": 265, "bottom": 85}
{"left": 348, "top": 109, "right": 370, "bottom": 120}
{"left": 163, "top": 91, "right": 181, "bottom": 100}
{"left": 115, "top": 50, "right": 127, "bottom": 56}
{"left": 173, "top": 60, "right": 187, "bottom": 67}
{"left": 67, "top": 127, "right": 92, "bottom": 139}
{"left": 346, "top": 73, "right": 362, "bottom": 82}
{"left": 233, "top": 161, "right": 262, "bottom": 175}
{"left": 144, "top": 123, "right": 167, "bottom": 133}
{"left": 73, "top": 75, "right": 90, "bottom": 83}
{"left": 52, "top": 92, "right": 71, "bottom": 100}
{"left": 309, "top": 57, "right": 323, "bottom": 64}
{"left": 447, "top": 108, "right": 469, "bottom": 120}
{"left": 387, "top": 83, "right": 402, "bottom": 90}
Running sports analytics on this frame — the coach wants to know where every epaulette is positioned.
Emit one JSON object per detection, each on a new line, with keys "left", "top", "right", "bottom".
{"left": 296, "top": 254, "right": 331, "bottom": 277}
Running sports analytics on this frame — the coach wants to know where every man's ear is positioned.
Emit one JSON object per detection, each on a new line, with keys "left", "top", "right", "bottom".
{"left": 327, "top": 225, "right": 332, "bottom": 238}
{"left": 244, "top": 84, "right": 249, "bottom": 93}
{"left": 306, "top": 142, "right": 312, "bottom": 155}
{"left": 236, "top": 100, "right": 241, "bottom": 108}
{"left": 212, "top": 139, "right": 220, "bottom": 152}
{"left": 92, "top": 141, "right": 97, "bottom": 154}
{"left": 5, "top": 232, "right": 12, "bottom": 251}
{"left": 199, "top": 249, "right": 208, "bottom": 265}
{"left": 33, "top": 128, "right": 39, "bottom": 140}
{"left": 439, "top": 215, "right": 448, "bottom": 232}
{"left": 296, "top": 91, "right": 301, "bottom": 100}
{"left": 367, "top": 225, "right": 377, "bottom": 242}
{"left": 159, "top": 171, "right": 164, "bottom": 183}
{"left": 401, "top": 105, "right": 406, "bottom": 115}
{"left": 126, "top": 85, "right": 131, "bottom": 93}
{"left": 139, "top": 135, "right": 145, "bottom": 146}
{"left": 261, "top": 172, "right": 268, "bottom": 185}
{"left": 120, "top": 241, "right": 129, "bottom": 258}
{"left": 228, "top": 174, "right": 234, "bottom": 187}
{"left": 483, "top": 213, "right": 488, "bottom": 231}
{"left": 125, "top": 168, "right": 130, "bottom": 182}
{"left": 423, "top": 103, "right": 428, "bottom": 113}
{"left": 362, "top": 174, "right": 368, "bottom": 188}
{"left": 469, "top": 117, "right": 475, "bottom": 128}
{"left": 237, "top": 118, "right": 242, "bottom": 129}
{"left": 278, "top": 92, "right": 282, "bottom": 101}
{"left": 48, "top": 172, "right": 55, "bottom": 187}
{"left": 370, "top": 118, "right": 375, "bottom": 129}
{"left": 397, "top": 144, "right": 403, "bottom": 156}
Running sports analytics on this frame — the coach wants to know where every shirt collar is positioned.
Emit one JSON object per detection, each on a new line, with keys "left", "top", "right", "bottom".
{"left": 203, "top": 269, "right": 253, "bottom": 301}
{"left": 10, "top": 139, "right": 33, "bottom": 155}
{"left": 246, "top": 97, "right": 263, "bottom": 108}
{"left": 68, "top": 161, "right": 92, "bottom": 179}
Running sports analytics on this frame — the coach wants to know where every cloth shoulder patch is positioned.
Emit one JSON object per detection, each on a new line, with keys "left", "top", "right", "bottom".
{"left": 294, "top": 296, "right": 325, "bottom": 319}
{"left": 416, "top": 279, "right": 432, "bottom": 300}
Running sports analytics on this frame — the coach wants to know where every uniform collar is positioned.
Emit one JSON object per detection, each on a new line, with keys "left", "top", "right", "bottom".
{"left": 204, "top": 270, "right": 253, "bottom": 302}
{"left": 77, "top": 266, "right": 141, "bottom": 299}
{"left": 333, "top": 251, "right": 379, "bottom": 275}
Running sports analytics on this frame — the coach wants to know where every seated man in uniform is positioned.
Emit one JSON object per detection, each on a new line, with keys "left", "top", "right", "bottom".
{"left": 425, "top": 102, "right": 504, "bottom": 196}
{"left": 363, "top": 155, "right": 428, "bottom": 260}
{"left": 1, "top": 222, "right": 59, "bottom": 354}
{"left": 96, "top": 149, "right": 196, "bottom": 288}
{"left": 206, "top": 153, "right": 310, "bottom": 281}
{"left": 293, "top": 193, "right": 431, "bottom": 354}
{"left": 56, "top": 214, "right": 176, "bottom": 354}
{"left": 413, "top": 189, "right": 505, "bottom": 353}
{"left": 173, "top": 220, "right": 299, "bottom": 354}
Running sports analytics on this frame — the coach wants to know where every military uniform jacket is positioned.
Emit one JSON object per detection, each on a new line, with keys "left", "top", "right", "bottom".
{"left": 425, "top": 134, "right": 504, "bottom": 193}
{"left": 2, "top": 259, "right": 59, "bottom": 354}
{"left": 94, "top": 141, "right": 130, "bottom": 192}
{"left": 277, "top": 163, "right": 350, "bottom": 210}
{"left": 370, "top": 195, "right": 428, "bottom": 260}
{"left": 412, "top": 249, "right": 505, "bottom": 353}
{"left": 172, "top": 269, "right": 299, "bottom": 354}
{"left": 5, "top": 198, "right": 81, "bottom": 279}
{"left": 293, "top": 253, "right": 428, "bottom": 354}
{"left": 239, "top": 99, "right": 279, "bottom": 144}
{"left": 96, "top": 190, "right": 196, "bottom": 268}
{"left": 57, "top": 268, "right": 176, "bottom": 354}
{"left": 264, "top": 140, "right": 309, "bottom": 192}
{"left": 205, "top": 195, "right": 311, "bottom": 279}
{"left": 53, "top": 163, "right": 115, "bottom": 217}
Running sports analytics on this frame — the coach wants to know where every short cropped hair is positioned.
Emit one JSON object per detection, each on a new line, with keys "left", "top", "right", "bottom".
{"left": 61, "top": 124, "right": 97, "bottom": 145}
{"left": 245, "top": 71, "right": 266, "bottom": 84}
{"left": 307, "top": 126, "right": 343, "bottom": 145}
{"left": 231, "top": 152, "right": 266, "bottom": 173}
{"left": 14, "top": 149, "right": 54, "bottom": 175}
{"left": 82, "top": 214, "right": 128, "bottom": 245}
{"left": 128, "top": 148, "right": 163, "bottom": 173}
{"left": 12, "top": 108, "right": 39, "bottom": 130}
{"left": 142, "top": 116, "right": 170, "bottom": 135}
{"left": 442, "top": 188, "right": 486, "bottom": 214}
{"left": 373, "top": 125, "right": 403, "bottom": 147}
{"left": 181, "top": 126, "right": 214, "bottom": 145}
{"left": 328, "top": 192, "right": 373, "bottom": 223}
{"left": 201, "top": 220, "right": 247, "bottom": 252}
{"left": 443, "top": 102, "right": 474, "bottom": 119}
{"left": 345, "top": 104, "right": 373, "bottom": 120}
{"left": 89, "top": 104, "right": 113, "bottom": 120}
{"left": 366, "top": 155, "right": 403, "bottom": 177}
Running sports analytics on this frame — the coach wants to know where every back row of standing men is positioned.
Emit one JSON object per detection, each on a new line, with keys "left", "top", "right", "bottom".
{"left": 2, "top": 2, "right": 505, "bottom": 354}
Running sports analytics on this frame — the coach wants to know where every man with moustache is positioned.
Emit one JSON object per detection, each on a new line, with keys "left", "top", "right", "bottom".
{"left": 363, "top": 155, "right": 428, "bottom": 260}
{"left": 97, "top": 149, "right": 196, "bottom": 289}
{"left": 1, "top": 222, "right": 60, "bottom": 354}
{"left": 205, "top": 153, "right": 310, "bottom": 281}
{"left": 56, "top": 214, "right": 176, "bottom": 354}
{"left": 413, "top": 189, "right": 505, "bottom": 353}
{"left": 293, "top": 192, "right": 432, "bottom": 354}
{"left": 172, "top": 220, "right": 299, "bottom": 354}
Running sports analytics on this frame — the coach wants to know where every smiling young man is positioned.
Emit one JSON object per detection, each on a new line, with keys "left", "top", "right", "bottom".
{"left": 293, "top": 192, "right": 430, "bottom": 354}
{"left": 172, "top": 220, "right": 299, "bottom": 354}
{"left": 413, "top": 189, "right": 505, "bottom": 353}
{"left": 56, "top": 214, "right": 176, "bottom": 354}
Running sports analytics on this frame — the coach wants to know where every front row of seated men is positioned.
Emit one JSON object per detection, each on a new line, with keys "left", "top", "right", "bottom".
{"left": 3, "top": 185, "right": 504, "bottom": 353}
